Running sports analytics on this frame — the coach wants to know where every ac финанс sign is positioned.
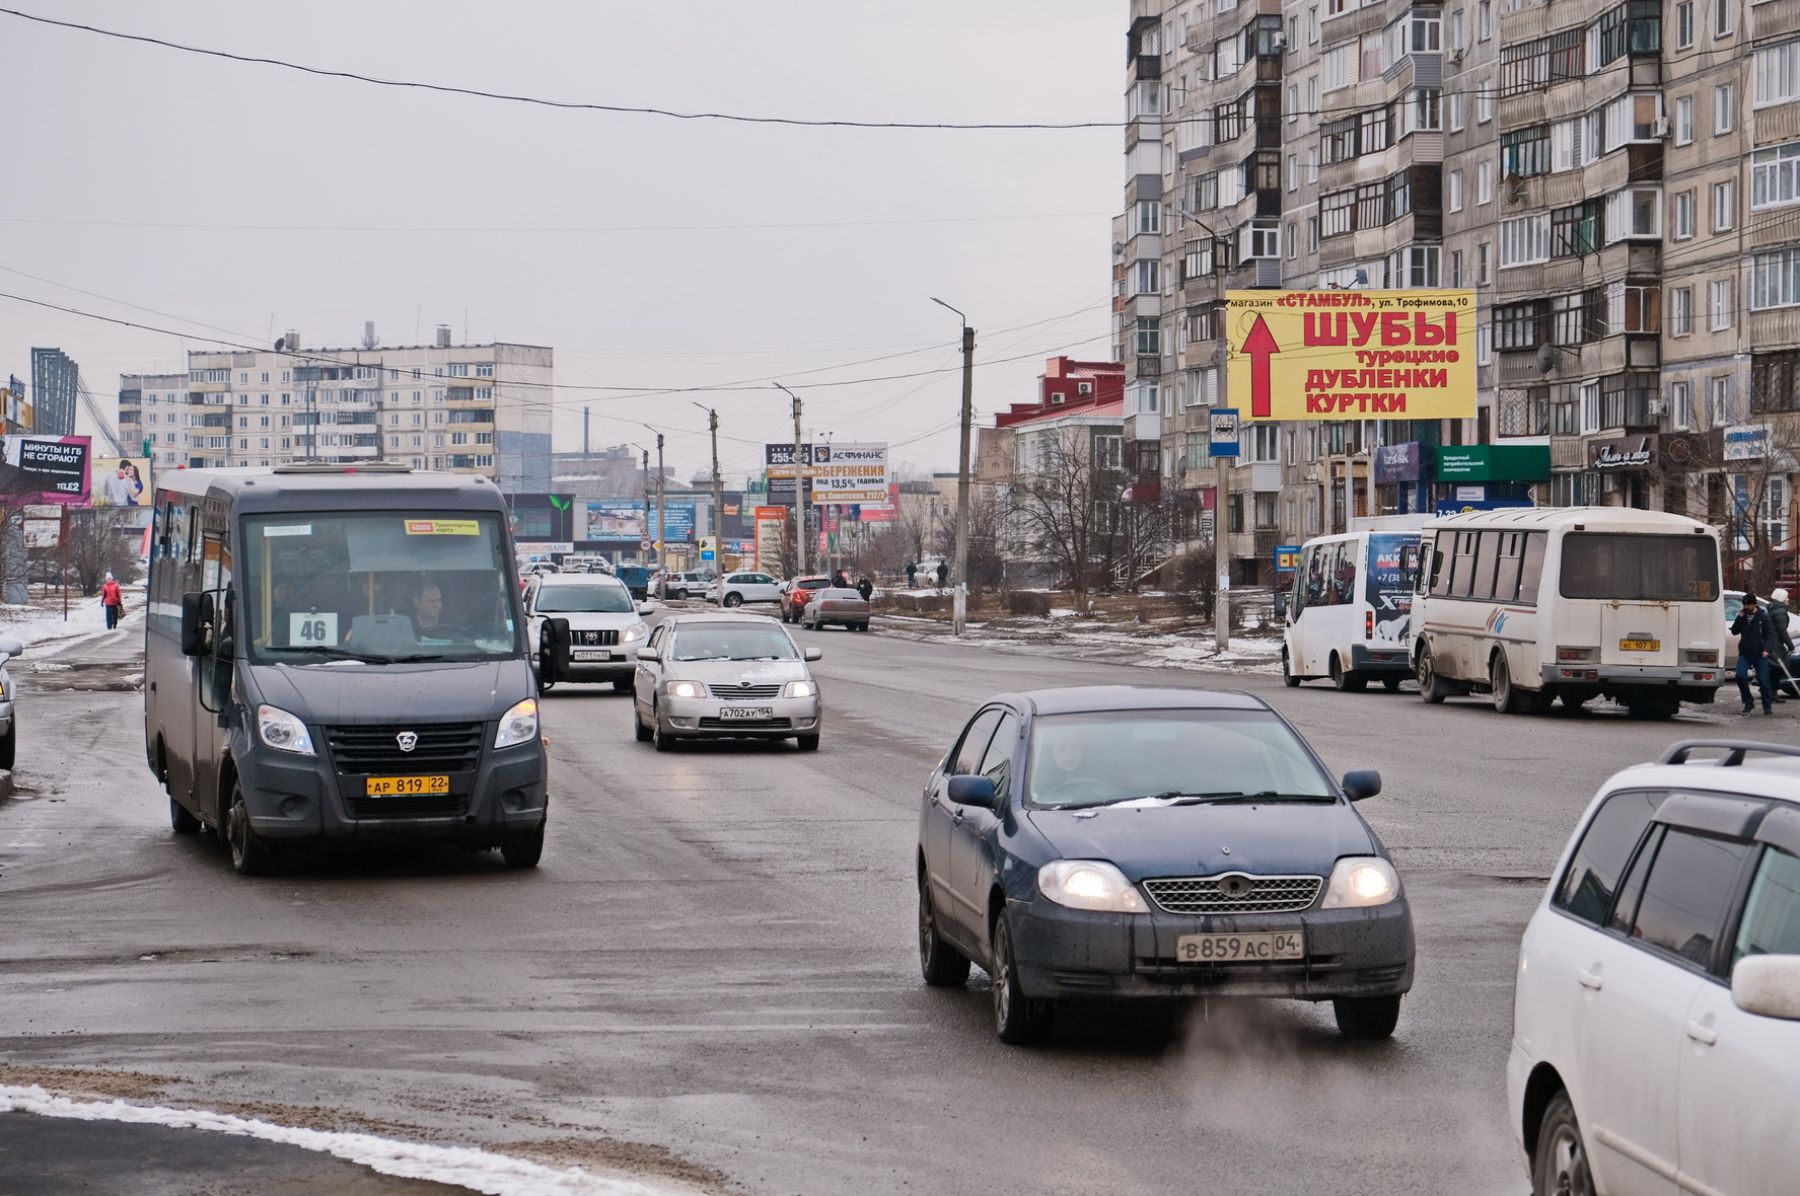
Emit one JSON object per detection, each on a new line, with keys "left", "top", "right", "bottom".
{"left": 1588, "top": 435, "right": 1655, "bottom": 470}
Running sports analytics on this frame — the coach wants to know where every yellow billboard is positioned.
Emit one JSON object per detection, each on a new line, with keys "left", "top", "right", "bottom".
{"left": 1225, "top": 290, "right": 1477, "bottom": 421}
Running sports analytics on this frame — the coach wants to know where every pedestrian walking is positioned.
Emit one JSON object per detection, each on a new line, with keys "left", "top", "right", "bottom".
{"left": 1731, "top": 591, "right": 1777, "bottom": 715}
{"left": 905, "top": 562, "right": 917, "bottom": 589}
{"left": 1769, "top": 587, "right": 1797, "bottom": 700}
{"left": 856, "top": 575, "right": 873, "bottom": 603}
{"left": 100, "top": 572, "right": 124, "bottom": 631}
{"left": 935, "top": 561, "right": 949, "bottom": 589}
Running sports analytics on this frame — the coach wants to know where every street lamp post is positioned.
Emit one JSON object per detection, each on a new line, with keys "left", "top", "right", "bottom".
{"left": 772, "top": 382, "right": 805, "bottom": 576}
{"left": 931, "top": 297, "right": 975, "bottom": 637}
{"left": 639, "top": 425, "right": 666, "bottom": 570}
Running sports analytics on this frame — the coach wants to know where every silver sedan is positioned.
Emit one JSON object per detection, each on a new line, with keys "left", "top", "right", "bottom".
{"left": 631, "top": 613, "right": 823, "bottom": 751}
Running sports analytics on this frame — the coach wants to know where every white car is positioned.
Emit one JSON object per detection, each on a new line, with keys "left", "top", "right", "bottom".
{"left": 709, "top": 571, "right": 783, "bottom": 608}
{"left": 0, "top": 634, "right": 22, "bottom": 768}
{"left": 524, "top": 573, "right": 653, "bottom": 693}
{"left": 1507, "top": 739, "right": 1800, "bottom": 1196}
{"left": 631, "top": 613, "right": 822, "bottom": 751}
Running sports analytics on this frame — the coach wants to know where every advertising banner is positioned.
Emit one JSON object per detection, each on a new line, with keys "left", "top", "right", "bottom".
{"left": 1434, "top": 498, "right": 1535, "bottom": 516}
{"left": 753, "top": 506, "right": 787, "bottom": 572}
{"left": 1226, "top": 290, "right": 1477, "bottom": 421}
{"left": 1724, "top": 424, "right": 1771, "bottom": 461}
{"left": 764, "top": 443, "right": 831, "bottom": 479}
{"left": 92, "top": 456, "right": 151, "bottom": 507}
{"left": 0, "top": 435, "right": 90, "bottom": 504}
{"left": 1364, "top": 534, "right": 1424, "bottom": 646}
{"left": 812, "top": 442, "right": 889, "bottom": 505}
{"left": 584, "top": 499, "right": 696, "bottom": 542}
{"left": 1374, "top": 441, "right": 1423, "bottom": 484}
{"left": 23, "top": 518, "right": 60, "bottom": 549}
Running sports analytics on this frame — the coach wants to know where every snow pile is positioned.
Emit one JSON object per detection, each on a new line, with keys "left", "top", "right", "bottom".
{"left": 0, "top": 1084, "right": 685, "bottom": 1195}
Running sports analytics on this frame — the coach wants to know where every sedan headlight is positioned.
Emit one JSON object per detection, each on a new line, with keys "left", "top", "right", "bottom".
{"left": 1038, "top": 860, "right": 1144, "bottom": 913}
{"left": 782, "top": 680, "right": 817, "bottom": 699}
{"left": 621, "top": 622, "right": 649, "bottom": 643}
{"left": 1320, "top": 856, "right": 1400, "bottom": 909}
{"left": 495, "top": 698, "right": 539, "bottom": 748}
{"left": 667, "top": 680, "right": 705, "bottom": 699}
{"left": 257, "top": 704, "right": 315, "bottom": 756}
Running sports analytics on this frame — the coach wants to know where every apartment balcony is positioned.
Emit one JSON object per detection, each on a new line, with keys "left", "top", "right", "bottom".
{"left": 1136, "top": 354, "right": 1164, "bottom": 378}
{"left": 1135, "top": 53, "right": 1162, "bottom": 81}
{"left": 1125, "top": 115, "right": 1163, "bottom": 150}
{"left": 1321, "top": 2, "right": 1387, "bottom": 44}
{"left": 1182, "top": 269, "right": 1223, "bottom": 306}
{"left": 1226, "top": 257, "right": 1284, "bottom": 289}
{"left": 1125, "top": 411, "right": 1162, "bottom": 442}
{"left": 1752, "top": 0, "right": 1800, "bottom": 41}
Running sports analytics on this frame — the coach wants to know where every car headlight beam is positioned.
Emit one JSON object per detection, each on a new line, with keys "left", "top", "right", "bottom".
{"left": 494, "top": 697, "right": 539, "bottom": 749}
{"left": 621, "top": 622, "right": 649, "bottom": 643}
{"left": 1320, "top": 856, "right": 1400, "bottom": 909}
{"left": 782, "top": 680, "right": 817, "bottom": 699}
{"left": 1038, "top": 860, "right": 1144, "bottom": 913}
{"left": 667, "top": 680, "right": 704, "bottom": 699}
{"left": 257, "top": 704, "right": 316, "bottom": 756}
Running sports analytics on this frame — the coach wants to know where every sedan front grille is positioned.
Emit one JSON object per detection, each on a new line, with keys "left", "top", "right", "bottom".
{"left": 576, "top": 629, "right": 619, "bottom": 646}
{"left": 325, "top": 723, "right": 484, "bottom": 775}
{"left": 1143, "top": 874, "right": 1324, "bottom": 915}
{"left": 708, "top": 684, "right": 782, "bottom": 700}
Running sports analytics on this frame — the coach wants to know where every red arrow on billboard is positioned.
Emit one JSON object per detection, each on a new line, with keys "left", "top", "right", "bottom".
{"left": 1242, "top": 315, "right": 1280, "bottom": 419}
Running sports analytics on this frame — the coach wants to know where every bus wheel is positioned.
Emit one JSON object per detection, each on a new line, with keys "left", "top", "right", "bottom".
{"left": 225, "top": 782, "right": 273, "bottom": 876}
{"left": 1417, "top": 647, "right": 1448, "bottom": 704}
{"left": 1491, "top": 654, "right": 1529, "bottom": 714}
{"left": 1282, "top": 650, "right": 1301, "bottom": 688}
{"left": 1331, "top": 654, "right": 1367, "bottom": 693}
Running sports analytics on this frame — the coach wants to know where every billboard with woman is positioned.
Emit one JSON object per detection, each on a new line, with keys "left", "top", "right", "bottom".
{"left": 94, "top": 457, "right": 150, "bottom": 507}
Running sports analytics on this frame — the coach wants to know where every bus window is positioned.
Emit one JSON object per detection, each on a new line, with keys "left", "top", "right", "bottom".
{"left": 1331, "top": 542, "right": 1355, "bottom": 605}
{"left": 1492, "top": 532, "right": 1525, "bottom": 603}
{"left": 1304, "top": 545, "right": 1327, "bottom": 609}
{"left": 1559, "top": 533, "right": 1721, "bottom": 601}
{"left": 1473, "top": 531, "right": 1502, "bottom": 600}
{"left": 1518, "top": 532, "right": 1547, "bottom": 603}
{"left": 1452, "top": 532, "right": 1481, "bottom": 598}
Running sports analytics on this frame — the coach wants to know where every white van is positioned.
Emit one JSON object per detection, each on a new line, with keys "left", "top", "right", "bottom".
{"left": 1411, "top": 507, "right": 1726, "bottom": 718}
{"left": 1281, "top": 527, "right": 1425, "bottom": 691}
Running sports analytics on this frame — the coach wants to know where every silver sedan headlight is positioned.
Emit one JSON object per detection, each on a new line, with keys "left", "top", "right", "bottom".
{"left": 1320, "top": 857, "right": 1400, "bottom": 909}
{"left": 1038, "top": 860, "right": 1145, "bottom": 913}
{"left": 782, "top": 680, "right": 817, "bottom": 699}
{"left": 667, "top": 680, "right": 705, "bottom": 699}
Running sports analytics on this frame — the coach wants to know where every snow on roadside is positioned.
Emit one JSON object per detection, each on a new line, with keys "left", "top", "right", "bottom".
{"left": 0, "top": 585, "right": 142, "bottom": 652}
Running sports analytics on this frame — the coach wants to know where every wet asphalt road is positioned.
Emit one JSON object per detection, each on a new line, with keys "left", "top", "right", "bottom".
{"left": 0, "top": 609, "right": 1786, "bottom": 1194}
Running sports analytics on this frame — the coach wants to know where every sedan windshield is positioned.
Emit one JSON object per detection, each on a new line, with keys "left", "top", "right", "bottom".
{"left": 536, "top": 585, "right": 634, "bottom": 614}
{"left": 671, "top": 623, "right": 800, "bottom": 661}
{"left": 1026, "top": 709, "right": 1336, "bottom": 809}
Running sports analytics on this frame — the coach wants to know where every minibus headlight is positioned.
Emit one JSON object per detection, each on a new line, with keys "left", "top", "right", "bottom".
{"left": 495, "top": 698, "right": 539, "bottom": 749}
{"left": 257, "top": 705, "right": 315, "bottom": 756}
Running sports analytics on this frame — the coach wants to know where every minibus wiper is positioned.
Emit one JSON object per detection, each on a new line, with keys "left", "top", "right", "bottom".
{"left": 266, "top": 645, "right": 389, "bottom": 664}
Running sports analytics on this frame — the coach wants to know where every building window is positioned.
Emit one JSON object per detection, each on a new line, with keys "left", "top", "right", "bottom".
{"left": 1751, "top": 142, "right": 1800, "bottom": 209}
{"left": 1709, "top": 375, "right": 1733, "bottom": 424}
{"left": 1674, "top": 95, "right": 1694, "bottom": 145}
{"left": 1751, "top": 350, "right": 1800, "bottom": 413}
{"left": 1502, "top": 127, "right": 1553, "bottom": 177}
{"left": 1604, "top": 188, "right": 1662, "bottom": 242}
{"left": 1670, "top": 380, "right": 1692, "bottom": 429}
{"left": 1751, "top": 248, "right": 1800, "bottom": 309}
{"left": 1478, "top": 162, "right": 1493, "bottom": 205}
{"left": 1478, "top": 85, "right": 1494, "bottom": 123}
{"left": 1450, "top": 92, "right": 1464, "bottom": 131}
{"left": 1673, "top": 190, "right": 1696, "bottom": 240}
{"left": 1477, "top": 324, "right": 1493, "bottom": 366}
{"left": 1136, "top": 317, "right": 1161, "bottom": 355}
{"left": 1451, "top": 250, "right": 1464, "bottom": 287}
{"left": 1551, "top": 201, "right": 1602, "bottom": 257}
{"left": 1323, "top": 45, "right": 1351, "bottom": 91}
{"left": 1500, "top": 214, "right": 1552, "bottom": 266}
{"left": 1714, "top": 0, "right": 1732, "bottom": 38}
{"left": 1715, "top": 83, "right": 1735, "bottom": 133}
{"left": 1670, "top": 286, "right": 1693, "bottom": 335}
{"left": 1449, "top": 170, "right": 1464, "bottom": 212}
{"left": 1135, "top": 259, "right": 1160, "bottom": 294}
{"left": 1478, "top": 242, "right": 1491, "bottom": 284}
{"left": 1711, "top": 279, "right": 1734, "bottom": 330}
{"left": 1757, "top": 40, "right": 1800, "bottom": 107}
{"left": 1676, "top": 0, "right": 1694, "bottom": 47}
{"left": 1712, "top": 179, "right": 1735, "bottom": 231}
{"left": 1137, "top": 199, "right": 1160, "bottom": 234}
{"left": 1494, "top": 301, "right": 1547, "bottom": 350}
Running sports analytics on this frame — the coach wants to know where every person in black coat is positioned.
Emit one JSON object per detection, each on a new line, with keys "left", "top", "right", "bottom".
{"left": 856, "top": 576, "right": 874, "bottom": 602}
{"left": 1732, "top": 592, "right": 1777, "bottom": 715}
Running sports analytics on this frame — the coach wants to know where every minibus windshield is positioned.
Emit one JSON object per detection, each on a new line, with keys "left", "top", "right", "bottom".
{"left": 242, "top": 512, "right": 520, "bottom": 663}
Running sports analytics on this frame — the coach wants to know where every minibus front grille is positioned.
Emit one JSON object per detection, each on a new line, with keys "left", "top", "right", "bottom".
{"left": 325, "top": 723, "right": 484, "bottom": 774}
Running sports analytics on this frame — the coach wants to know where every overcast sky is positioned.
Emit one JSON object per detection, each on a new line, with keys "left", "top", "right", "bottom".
{"left": 0, "top": 1, "right": 1120, "bottom": 483}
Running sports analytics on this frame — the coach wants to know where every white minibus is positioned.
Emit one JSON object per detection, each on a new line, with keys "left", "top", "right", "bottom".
{"left": 1410, "top": 507, "right": 1725, "bottom": 718}
{"left": 1281, "top": 526, "right": 1426, "bottom": 691}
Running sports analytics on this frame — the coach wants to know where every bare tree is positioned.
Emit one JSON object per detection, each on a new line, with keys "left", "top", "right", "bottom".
{"left": 65, "top": 508, "right": 142, "bottom": 596}
{"left": 1007, "top": 432, "right": 1123, "bottom": 604}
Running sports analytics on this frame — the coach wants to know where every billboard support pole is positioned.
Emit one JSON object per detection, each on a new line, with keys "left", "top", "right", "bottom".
{"left": 1216, "top": 456, "right": 1231, "bottom": 653}
{"left": 59, "top": 506, "right": 68, "bottom": 622}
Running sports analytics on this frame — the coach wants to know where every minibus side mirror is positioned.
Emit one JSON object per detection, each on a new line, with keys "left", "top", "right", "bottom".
{"left": 541, "top": 617, "right": 571, "bottom": 683}
{"left": 180, "top": 592, "right": 213, "bottom": 657}
{"left": 1274, "top": 591, "right": 1289, "bottom": 621}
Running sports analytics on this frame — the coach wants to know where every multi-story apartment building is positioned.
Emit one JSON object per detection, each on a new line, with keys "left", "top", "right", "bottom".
{"left": 1122, "top": 0, "right": 1797, "bottom": 582}
{"left": 119, "top": 330, "right": 553, "bottom": 493}
{"left": 30, "top": 348, "right": 80, "bottom": 436}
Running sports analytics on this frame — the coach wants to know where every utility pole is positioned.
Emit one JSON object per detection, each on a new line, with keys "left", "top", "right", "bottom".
{"left": 933, "top": 298, "right": 975, "bottom": 636}
{"left": 773, "top": 383, "right": 805, "bottom": 575}
{"left": 1216, "top": 451, "right": 1232, "bottom": 653}
{"left": 693, "top": 402, "right": 724, "bottom": 600}
{"left": 655, "top": 434, "right": 666, "bottom": 569}
{"left": 640, "top": 446, "right": 651, "bottom": 562}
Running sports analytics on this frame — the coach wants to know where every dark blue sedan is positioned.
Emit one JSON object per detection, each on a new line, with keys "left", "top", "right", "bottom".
{"left": 916, "top": 685, "right": 1415, "bottom": 1044}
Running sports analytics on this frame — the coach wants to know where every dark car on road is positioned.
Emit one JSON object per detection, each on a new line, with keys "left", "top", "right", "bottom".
{"left": 916, "top": 685, "right": 1413, "bottom": 1044}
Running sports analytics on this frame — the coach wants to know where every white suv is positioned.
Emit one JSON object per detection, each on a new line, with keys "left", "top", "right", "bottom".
{"left": 710, "top": 571, "right": 783, "bottom": 608}
{"left": 1508, "top": 740, "right": 1800, "bottom": 1196}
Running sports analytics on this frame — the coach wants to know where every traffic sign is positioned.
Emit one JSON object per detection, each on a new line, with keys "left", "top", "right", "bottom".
{"left": 1209, "top": 408, "right": 1240, "bottom": 457}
